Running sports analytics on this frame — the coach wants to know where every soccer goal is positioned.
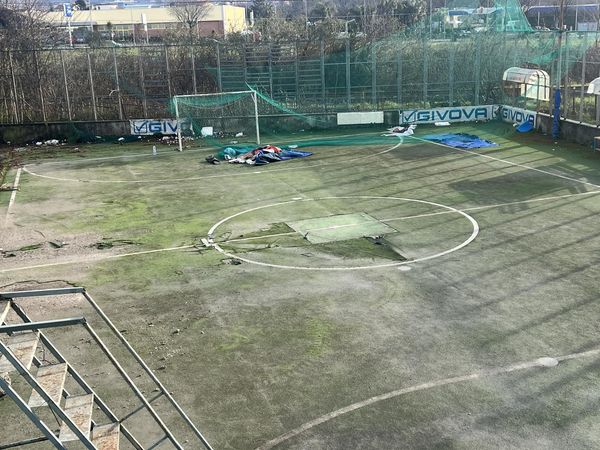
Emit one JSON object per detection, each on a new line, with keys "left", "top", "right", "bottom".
{"left": 172, "top": 90, "right": 260, "bottom": 151}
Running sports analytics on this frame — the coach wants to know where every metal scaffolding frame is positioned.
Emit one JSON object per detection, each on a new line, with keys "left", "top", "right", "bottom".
{"left": 0, "top": 287, "right": 214, "bottom": 450}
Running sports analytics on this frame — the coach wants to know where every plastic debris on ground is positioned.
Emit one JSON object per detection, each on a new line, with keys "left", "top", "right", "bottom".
{"left": 422, "top": 133, "right": 498, "bottom": 149}
{"left": 213, "top": 144, "right": 312, "bottom": 166}
{"left": 384, "top": 124, "right": 417, "bottom": 137}
{"left": 435, "top": 122, "right": 451, "bottom": 127}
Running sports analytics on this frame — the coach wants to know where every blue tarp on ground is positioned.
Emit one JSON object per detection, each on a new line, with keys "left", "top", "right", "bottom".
{"left": 422, "top": 133, "right": 498, "bottom": 149}
{"left": 516, "top": 121, "right": 534, "bottom": 133}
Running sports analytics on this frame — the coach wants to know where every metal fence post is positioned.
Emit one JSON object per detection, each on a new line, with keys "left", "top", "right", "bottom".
{"left": 138, "top": 46, "right": 148, "bottom": 118}
{"left": 578, "top": 33, "right": 587, "bottom": 123}
{"left": 371, "top": 44, "right": 377, "bottom": 108}
{"left": 112, "top": 47, "right": 124, "bottom": 120}
{"left": 346, "top": 37, "right": 351, "bottom": 108}
{"left": 87, "top": 49, "right": 98, "bottom": 121}
{"left": 268, "top": 42, "right": 274, "bottom": 97}
{"left": 190, "top": 44, "right": 197, "bottom": 94}
{"left": 34, "top": 50, "right": 47, "bottom": 123}
{"left": 449, "top": 44, "right": 455, "bottom": 106}
{"left": 474, "top": 39, "right": 481, "bottom": 106}
{"left": 165, "top": 45, "right": 173, "bottom": 99}
{"left": 215, "top": 41, "right": 222, "bottom": 92}
{"left": 60, "top": 49, "right": 72, "bottom": 121}
{"left": 422, "top": 38, "right": 428, "bottom": 107}
{"left": 8, "top": 50, "right": 19, "bottom": 123}
{"left": 564, "top": 32, "right": 570, "bottom": 119}
{"left": 294, "top": 41, "right": 300, "bottom": 107}
{"left": 320, "top": 39, "right": 326, "bottom": 110}
{"left": 397, "top": 49, "right": 402, "bottom": 106}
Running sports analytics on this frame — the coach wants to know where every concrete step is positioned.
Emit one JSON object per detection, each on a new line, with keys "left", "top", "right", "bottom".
{"left": 58, "top": 393, "right": 94, "bottom": 442}
{"left": 28, "top": 363, "right": 68, "bottom": 408}
{"left": 92, "top": 423, "right": 120, "bottom": 450}
{"left": 0, "top": 332, "right": 39, "bottom": 373}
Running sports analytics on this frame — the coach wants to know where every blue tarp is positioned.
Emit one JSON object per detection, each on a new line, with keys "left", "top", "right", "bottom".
{"left": 516, "top": 121, "right": 534, "bottom": 133}
{"left": 423, "top": 133, "right": 498, "bottom": 149}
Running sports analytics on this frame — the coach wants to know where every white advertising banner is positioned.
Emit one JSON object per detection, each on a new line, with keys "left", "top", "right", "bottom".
{"left": 398, "top": 105, "right": 497, "bottom": 124}
{"left": 130, "top": 119, "right": 184, "bottom": 135}
{"left": 337, "top": 111, "right": 384, "bottom": 125}
{"left": 499, "top": 106, "right": 537, "bottom": 126}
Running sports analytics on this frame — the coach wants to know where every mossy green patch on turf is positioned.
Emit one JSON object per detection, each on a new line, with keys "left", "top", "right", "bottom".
{"left": 305, "top": 317, "right": 335, "bottom": 357}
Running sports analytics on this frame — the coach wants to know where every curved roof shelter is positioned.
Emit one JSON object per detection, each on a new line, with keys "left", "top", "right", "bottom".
{"left": 587, "top": 77, "right": 600, "bottom": 95}
{"left": 502, "top": 67, "right": 550, "bottom": 102}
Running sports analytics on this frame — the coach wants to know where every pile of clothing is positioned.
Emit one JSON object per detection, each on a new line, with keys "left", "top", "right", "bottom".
{"left": 213, "top": 145, "right": 313, "bottom": 166}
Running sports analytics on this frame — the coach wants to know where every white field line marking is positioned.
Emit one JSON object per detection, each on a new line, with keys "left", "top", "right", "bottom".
{"left": 22, "top": 139, "right": 402, "bottom": 184}
{"left": 209, "top": 196, "right": 480, "bottom": 271}
{"left": 3, "top": 189, "right": 598, "bottom": 274}
{"left": 0, "top": 245, "right": 194, "bottom": 274}
{"left": 219, "top": 189, "right": 600, "bottom": 245}
{"left": 256, "top": 348, "right": 600, "bottom": 450}
{"left": 4, "top": 168, "right": 22, "bottom": 222}
{"left": 410, "top": 136, "right": 600, "bottom": 189}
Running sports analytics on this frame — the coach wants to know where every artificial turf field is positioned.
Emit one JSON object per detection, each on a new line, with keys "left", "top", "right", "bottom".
{"left": 1, "top": 122, "right": 600, "bottom": 449}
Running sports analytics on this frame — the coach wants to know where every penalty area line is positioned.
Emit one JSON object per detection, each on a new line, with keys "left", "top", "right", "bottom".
{"left": 256, "top": 348, "right": 600, "bottom": 450}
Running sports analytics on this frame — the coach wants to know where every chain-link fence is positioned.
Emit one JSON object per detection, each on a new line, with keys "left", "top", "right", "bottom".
{"left": 1, "top": 31, "right": 600, "bottom": 127}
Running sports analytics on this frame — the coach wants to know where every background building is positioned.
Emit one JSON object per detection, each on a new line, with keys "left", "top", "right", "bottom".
{"left": 45, "top": 3, "right": 247, "bottom": 41}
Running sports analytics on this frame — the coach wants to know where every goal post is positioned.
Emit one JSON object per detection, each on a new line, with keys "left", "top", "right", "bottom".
{"left": 172, "top": 90, "right": 261, "bottom": 152}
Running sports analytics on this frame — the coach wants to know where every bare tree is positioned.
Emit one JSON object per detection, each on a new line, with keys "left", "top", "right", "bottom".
{"left": 170, "top": 1, "right": 211, "bottom": 42}
{"left": 0, "top": 0, "right": 58, "bottom": 49}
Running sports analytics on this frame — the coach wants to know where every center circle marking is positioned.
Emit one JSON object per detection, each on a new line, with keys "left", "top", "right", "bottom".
{"left": 208, "top": 196, "right": 479, "bottom": 271}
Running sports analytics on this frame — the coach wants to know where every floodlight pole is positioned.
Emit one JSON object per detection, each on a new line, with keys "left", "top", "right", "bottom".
{"left": 252, "top": 91, "right": 261, "bottom": 145}
{"left": 174, "top": 97, "right": 183, "bottom": 152}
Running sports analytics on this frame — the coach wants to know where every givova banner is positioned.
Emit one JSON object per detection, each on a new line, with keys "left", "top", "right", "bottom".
{"left": 398, "top": 105, "right": 497, "bottom": 124}
{"left": 499, "top": 106, "right": 537, "bottom": 126}
{"left": 130, "top": 119, "right": 188, "bottom": 135}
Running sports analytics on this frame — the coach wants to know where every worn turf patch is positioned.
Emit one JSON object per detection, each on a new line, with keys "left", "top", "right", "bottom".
{"left": 287, "top": 213, "right": 395, "bottom": 244}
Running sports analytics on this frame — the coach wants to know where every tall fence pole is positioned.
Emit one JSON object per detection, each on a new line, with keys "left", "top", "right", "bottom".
{"left": 190, "top": 44, "right": 197, "bottom": 94}
{"left": 294, "top": 41, "right": 300, "bottom": 107}
{"left": 449, "top": 44, "right": 455, "bottom": 106}
{"left": 60, "top": 49, "right": 72, "bottom": 121}
{"left": 371, "top": 44, "right": 377, "bottom": 108}
{"left": 422, "top": 38, "right": 428, "bottom": 107}
{"left": 87, "top": 49, "right": 98, "bottom": 121}
{"left": 215, "top": 41, "right": 222, "bottom": 92}
{"left": 474, "top": 39, "right": 481, "bottom": 106}
{"left": 34, "top": 50, "right": 47, "bottom": 123}
{"left": 578, "top": 33, "right": 587, "bottom": 123}
{"left": 320, "top": 40, "right": 326, "bottom": 111}
{"left": 138, "top": 46, "right": 148, "bottom": 118}
{"left": 112, "top": 47, "right": 124, "bottom": 120}
{"left": 564, "top": 32, "right": 570, "bottom": 118}
{"left": 8, "top": 50, "right": 19, "bottom": 123}
{"left": 165, "top": 45, "right": 173, "bottom": 99}
{"left": 346, "top": 38, "right": 351, "bottom": 108}
{"left": 397, "top": 49, "right": 402, "bottom": 106}
{"left": 268, "top": 42, "right": 274, "bottom": 97}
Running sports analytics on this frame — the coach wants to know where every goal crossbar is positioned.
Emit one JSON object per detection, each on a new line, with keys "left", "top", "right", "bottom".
{"left": 173, "top": 91, "right": 260, "bottom": 151}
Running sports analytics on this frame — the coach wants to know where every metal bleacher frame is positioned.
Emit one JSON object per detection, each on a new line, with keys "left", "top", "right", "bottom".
{"left": 0, "top": 287, "right": 213, "bottom": 450}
